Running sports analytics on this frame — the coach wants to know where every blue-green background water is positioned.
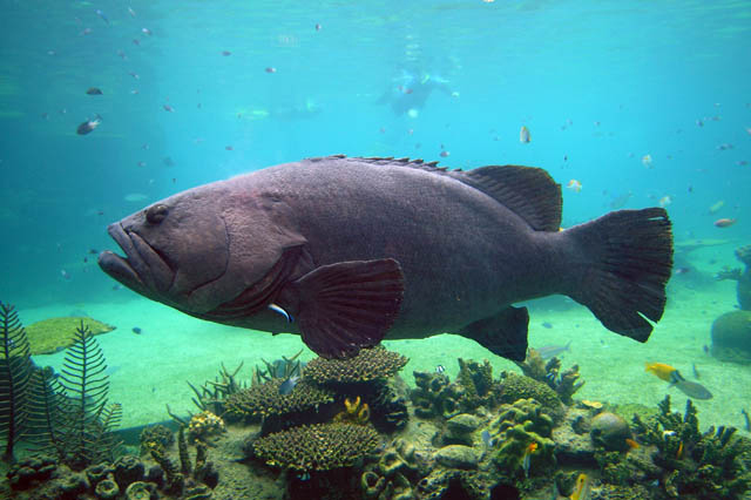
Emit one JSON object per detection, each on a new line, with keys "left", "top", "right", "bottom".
{"left": 2, "top": 0, "right": 749, "bottom": 304}
{"left": 1, "top": 1, "right": 750, "bottom": 430}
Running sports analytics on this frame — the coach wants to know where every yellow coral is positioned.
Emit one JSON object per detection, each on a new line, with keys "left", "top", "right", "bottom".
{"left": 188, "top": 410, "right": 225, "bottom": 441}
{"left": 335, "top": 396, "right": 370, "bottom": 425}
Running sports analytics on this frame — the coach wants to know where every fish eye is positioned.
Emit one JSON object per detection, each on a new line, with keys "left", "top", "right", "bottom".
{"left": 145, "top": 204, "right": 169, "bottom": 224}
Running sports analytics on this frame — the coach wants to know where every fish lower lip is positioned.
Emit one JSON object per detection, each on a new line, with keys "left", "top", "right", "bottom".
{"left": 98, "top": 250, "right": 144, "bottom": 289}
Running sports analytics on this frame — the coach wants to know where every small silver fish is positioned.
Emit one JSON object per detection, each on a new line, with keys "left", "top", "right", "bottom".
{"left": 519, "top": 125, "right": 531, "bottom": 144}
{"left": 278, "top": 376, "right": 300, "bottom": 395}
{"left": 669, "top": 371, "right": 712, "bottom": 400}
{"left": 536, "top": 341, "right": 572, "bottom": 360}
{"left": 95, "top": 9, "right": 109, "bottom": 24}
{"left": 435, "top": 365, "right": 445, "bottom": 374}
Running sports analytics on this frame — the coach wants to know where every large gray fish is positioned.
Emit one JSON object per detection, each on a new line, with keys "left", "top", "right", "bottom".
{"left": 98, "top": 156, "right": 673, "bottom": 360}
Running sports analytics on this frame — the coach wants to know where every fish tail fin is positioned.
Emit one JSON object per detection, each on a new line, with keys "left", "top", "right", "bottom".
{"left": 564, "top": 208, "right": 673, "bottom": 342}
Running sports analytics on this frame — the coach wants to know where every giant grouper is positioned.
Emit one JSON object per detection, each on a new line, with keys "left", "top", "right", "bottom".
{"left": 98, "top": 155, "right": 673, "bottom": 359}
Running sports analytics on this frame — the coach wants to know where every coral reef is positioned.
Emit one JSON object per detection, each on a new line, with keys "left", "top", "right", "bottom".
{"left": 10, "top": 352, "right": 751, "bottom": 500}
{"left": 333, "top": 396, "right": 371, "bottom": 425}
{"left": 253, "top": 422, "right": 381, "bottom": 471}
{"left": 514, "top": 348, "right": 585, "bottom": 405}
{"left": 410, "top": 370, "right": 452, "bottom": 419}
{"left": 7, "top": 455, "right": 58, "bottom": 490}
{"left": 23, "top": 316, "right": 115, "bottom": 355}
{"left": 454, "top": 358, "right": 497, "bottom": 411}
{"left": 224, "top": 377, "right": 334, "bottom": 422}
{"left": 498, "top": 372, "right": 565, "bottom": 421}
{"left": 188, "top": 410, "right": 226, "bottom": 444}
{"left": 632, "top": 395, "right": 751, "bottom": 499}
{"left": 140, "top": 424, "right": 175, "bottom": 456}
{"left": 410, "top": 358, "right": 502, "bottom": 421}
{"left": 488, "top": 398, "right": 556, "bottom": 479}
{"left": 304, "top": 345, "right": 408, "bottom": 385}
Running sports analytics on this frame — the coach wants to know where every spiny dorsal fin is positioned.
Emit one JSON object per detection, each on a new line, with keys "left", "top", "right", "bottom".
{"left": 317, "top": 156, "right": 561, "bottom": 231}
{"left": 463, "top": 165, "right": 562, "bottom": 232}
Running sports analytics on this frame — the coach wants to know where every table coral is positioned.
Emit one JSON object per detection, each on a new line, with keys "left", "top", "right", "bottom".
{"left": 224, "top": 377, "right": 334, "bottom": 421}
{"left": 303, "top": 345, "right": 408, "bottom": 385}
{"left": 252, "top": 422, "right": 380, "bottom": 472}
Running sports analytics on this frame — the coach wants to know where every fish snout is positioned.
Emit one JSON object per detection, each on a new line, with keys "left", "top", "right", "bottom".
{"left": 98, "top": 222, "right": 174, "bottom": 297}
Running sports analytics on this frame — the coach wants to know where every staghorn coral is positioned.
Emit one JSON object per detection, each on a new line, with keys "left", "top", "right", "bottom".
{"left": 514, "top": 349, "right": 584, "bottom": 405}
{"left": 410, "top": 370, "right": 452, "bottom": 419}
{"left": 188, "top": 361, "right": 247, "bottom": 415}
{"left": 224, "top": 377, "right": 334, "bottom": 421}
{"left": 253, "top": 422, "right": 380, "bottom": 472}
{"left": 304, "top": 345, "right": 408, "bottom": 385}
{"left": 631, "top": 395, "right": 751, "bottom": 499}
{"left": 410, "top": 359, "right": 500, "bottom": 420}
{"left": 498, "top": 372, "right": 564, "bottom": 421}
{"left": 454, "top": 358, "right": 497, "bottom": 410}
{"left": 252, "top": 349, "right": 305, "bottom": 385}
{"left": 368, "top": 377, "right": 410, "bottom": 433}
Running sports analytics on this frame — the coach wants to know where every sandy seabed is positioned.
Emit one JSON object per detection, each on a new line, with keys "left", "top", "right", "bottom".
{"left": 19, "top": 273, "right": 750, "bottom": 437}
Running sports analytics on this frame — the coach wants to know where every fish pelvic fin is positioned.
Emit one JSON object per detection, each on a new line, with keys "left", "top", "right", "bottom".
{"left": 458, "top": 306, "right": 529, "bottom": 361}
{"left": 291, "top": 258, "right": 405, "bottom": 359}
{"left": 565, "top": 208, "right": 673, "bottom": 342}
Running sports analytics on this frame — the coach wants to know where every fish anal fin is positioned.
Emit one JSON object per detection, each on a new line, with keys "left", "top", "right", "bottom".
{"left": 463, "top": 165, "right": 562, "bottom": 232}
{"left": 292, "top": 258, "right": 405, "bottom": 359}
{"left": 459, "top": 306, "right": 529, "bottom": 361}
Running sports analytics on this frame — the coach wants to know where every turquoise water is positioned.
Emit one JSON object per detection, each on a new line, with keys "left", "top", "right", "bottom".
{"left": 1, "top": 0, "right": 750, "bottom": 432}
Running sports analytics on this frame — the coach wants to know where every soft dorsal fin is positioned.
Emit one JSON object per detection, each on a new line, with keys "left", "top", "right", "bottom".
{"left": 462, "top": 165, "right": 562, "bottom": 232}
{"left": 317, "top": 156, "right": 562, "bottom": 231}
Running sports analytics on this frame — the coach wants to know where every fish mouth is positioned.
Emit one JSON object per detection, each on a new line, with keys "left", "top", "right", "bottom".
{"left": 98, "top": 223, "right": 175, "bottom": 299}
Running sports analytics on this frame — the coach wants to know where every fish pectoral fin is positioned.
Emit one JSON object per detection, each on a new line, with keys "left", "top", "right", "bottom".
{"left": 458, "top": 306, "right": 529, "bottom": 361}
{"left": 292, "top": 258, "right": 405, "bottom": 359}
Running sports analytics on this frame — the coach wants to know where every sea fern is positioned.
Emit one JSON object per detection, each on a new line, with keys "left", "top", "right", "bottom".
{"left": 25, "top": 366, "right": 69, "bottom": 458}
{"left": 55, "top": 321, "right": 115, "bottom": 470}
{"left": 0, "top": 302, "right": 34, "bottom": 462}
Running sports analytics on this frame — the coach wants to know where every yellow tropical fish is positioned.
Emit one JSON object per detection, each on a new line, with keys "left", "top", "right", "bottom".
{"left": 645, "top": 362, "right": 677, "bottom": 382}
{"left": 570, "top": 473, "right": 591, "bottom": 500}
{"left": 522, "top": 442, "right": 537, "bottom": 478}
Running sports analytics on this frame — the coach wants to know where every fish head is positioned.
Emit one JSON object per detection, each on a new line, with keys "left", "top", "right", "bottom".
{"left": 98, "top": 180, "right": 307, "bottom": 318}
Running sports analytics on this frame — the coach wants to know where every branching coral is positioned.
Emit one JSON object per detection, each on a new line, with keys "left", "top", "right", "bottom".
{"left": 411, "top": 359, "right": 502, "bottom": 420}
{"left": 631, "top": 395, "right": 751, "bottom": 499}
{"left": 514, "top": 349, "right": 584, "bottom": 405}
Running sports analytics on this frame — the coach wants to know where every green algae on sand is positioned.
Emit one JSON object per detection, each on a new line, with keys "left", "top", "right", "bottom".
{"left": 24, "top": 317, "right": 115, "bottom": 355}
